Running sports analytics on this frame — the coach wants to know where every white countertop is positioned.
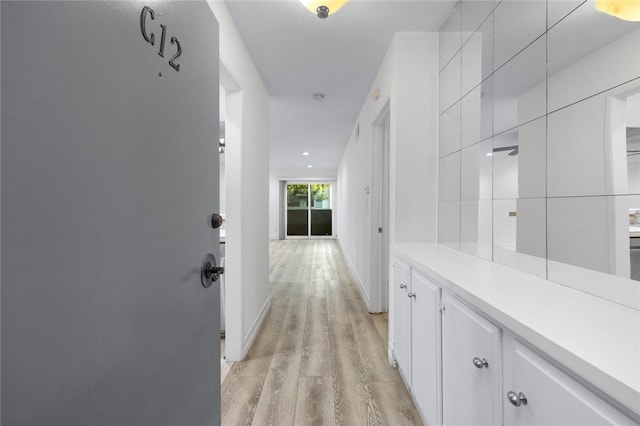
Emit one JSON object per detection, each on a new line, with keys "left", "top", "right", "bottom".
{"left": 393, "top": 243, "right": 640, "bottom": 417}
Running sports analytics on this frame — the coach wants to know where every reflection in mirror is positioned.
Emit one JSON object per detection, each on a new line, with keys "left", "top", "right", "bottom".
{"left": 440, "top": 101, "right": 461, "bottom": 157}
{"left": 461, "top": 12, "right": 493, "bottom": 97}
{"left": 491, "top": 135, "right": 517, "bottom": 256}
{"left": 462, "top": 140, "right": 492, "bottom": 201}
{"left": 547, "top": 194, "right": 640, "bottom": 308}
{"left": 440, "top": 53, "right": 461, "bottom": 114}
{"left": 437, "top": 0, "right": 640, "bottom": 304}
{"left": 493, "top": 35, "right": 546, "bottom": 134}
{"left": 548, "top": 196, "right": 628, "bottom": 277}
{"left": 492, "top": 130, "right": 519, "bottom": 200}
{"left": 517, "top": 118, "right": 546, "bottom": 199}
{"left": 439, "top": 152, "right": 461, "bottom": 202}
{"left": 515, "top": 198, "right": 546, "bottom": 270}
{"left": 461, "top": 140, "right": 492, "bottom": 259}
{"left": 628, "top": 93, "right": 640, "bottom": 195}
{"left": 439, "top": 1, "right": 461, "bottom": 71}
{"left": 461, "top": 0, "right": 495, "bottom": 45}
{"left": 547, "top": 93, "right": 613, "bottom": 198}
{"left": 547, "top": 3, "right": 639, "bottom": 112}
{"left": 439, "top": 152, "right": 461, "bottom": 250}
{"left": 462, "top": 77, "right": 493, "bottom": 148}
{"left": 491, "top": 121, "right": 547, "bottom": 277}
{"left": 462, "top": 199, "right": 492, "bottom": 260}
{"left": 439, "top": 201, "right": 461, "bottom": 250}
{"left": 548, "top": 87, "right": 640, "bottom": 281}
{"left": 544, "top": 0, "right": 640, "bottom": 296}
{"left": 547, "top": 0, "right": 585, "bottom": 29}
{"left": 493, "top": 0, "right": 545, "bottom": 70}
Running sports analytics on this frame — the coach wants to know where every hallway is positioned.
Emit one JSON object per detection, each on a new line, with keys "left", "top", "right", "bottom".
{"left": 221, "top": 240, "right": 423, "bottom": 425}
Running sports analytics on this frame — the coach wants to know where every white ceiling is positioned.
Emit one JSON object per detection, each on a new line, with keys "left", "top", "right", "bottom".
{"left": 224, "top": 0, "right": 456, "bottom": 172}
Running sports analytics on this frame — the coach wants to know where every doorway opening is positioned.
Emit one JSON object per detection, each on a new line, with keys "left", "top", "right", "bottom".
{"left": 286, "top": 182, "right": 334, "bottom": 237}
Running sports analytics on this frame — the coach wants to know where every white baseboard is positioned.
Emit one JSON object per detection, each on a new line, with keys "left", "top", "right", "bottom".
{"left": 337, "top": 239, "right": 371, "bottom": 311}
{"left": 242, "top": 297, "right": 271, "bottom": 359}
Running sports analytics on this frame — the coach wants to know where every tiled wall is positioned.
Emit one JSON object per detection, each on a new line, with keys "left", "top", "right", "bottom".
{"left": 437, "top": 0, "right": 640, "bottom": 305}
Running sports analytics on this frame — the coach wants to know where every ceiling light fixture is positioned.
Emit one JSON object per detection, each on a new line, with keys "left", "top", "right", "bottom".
{"left": 307, "top": 165, "right": 313, "bottom": 168}
{"left": 303, "top": 151, "right": 310, "bottom": 156}
{"left": 299, "top": 0, "right": 348, "bottom": 18}
{"left": 596, "top": 0, "right": 640, "bottom": 21}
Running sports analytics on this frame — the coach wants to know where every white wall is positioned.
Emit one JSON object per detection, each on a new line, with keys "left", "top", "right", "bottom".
{"left": 207, "top": 1, "right": 270, "bottom": 361}
{"left": 337, "top": 33, "right": 439, "bottom": 312}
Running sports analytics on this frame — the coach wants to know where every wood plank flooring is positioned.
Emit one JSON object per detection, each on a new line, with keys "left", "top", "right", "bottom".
{"left": 221, "top": 239, "right": 423, "bottom": 426}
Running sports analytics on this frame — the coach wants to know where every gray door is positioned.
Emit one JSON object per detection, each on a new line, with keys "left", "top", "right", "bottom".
{"left": 1, "top": 1, "right": 220, "bottom": 424}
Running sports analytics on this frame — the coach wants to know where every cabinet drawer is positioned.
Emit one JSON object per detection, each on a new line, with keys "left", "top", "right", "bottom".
{"left": 504, "top": 340, "right": 637, "bottom": 426}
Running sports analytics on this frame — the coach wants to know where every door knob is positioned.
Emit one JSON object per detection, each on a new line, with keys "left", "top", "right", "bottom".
{"left": 201, "top": 253, "right": 224, "bottom": 288}
{"left": 507, "top": 391, "right": 528, "bottom": 407}
{"left": 473, "top": 357, "right": 489, "bottom": 369}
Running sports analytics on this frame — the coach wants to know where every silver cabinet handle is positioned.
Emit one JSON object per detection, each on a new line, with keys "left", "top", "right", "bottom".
{"left": 507, "top": 391, "right": 528, "bottom": 407}
{"left": 473, "top": 357, "right": 489, "bottom": 369}
{"left": 399, "top": 283, "right": 407, "bottom": 289}
{"left": 407, "top": 292, "right": 416, "bottom": 298}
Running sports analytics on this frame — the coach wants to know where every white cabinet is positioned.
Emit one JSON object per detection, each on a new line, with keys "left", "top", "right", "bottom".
{"left": 392, "top": 260, "right": 412, "bottom": 385}
{"left": 442, "top": 293, "right": 502, "bottom": 426}
{"left": 391, "top": 255, "right": 638, "bottom": 426}
{"left": 503, "top": 338, "right": 637, "bottom": 426}
{"left": 392, "top": 261, "right": 441, "bottom": 426}
{"left": 411, "top": 270, "right": 441, "bottom": 426}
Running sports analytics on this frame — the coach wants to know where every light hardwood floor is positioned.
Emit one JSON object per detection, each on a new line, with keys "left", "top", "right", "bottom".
{"left": 221, "top": 239, "right": 423, "bottom": 425}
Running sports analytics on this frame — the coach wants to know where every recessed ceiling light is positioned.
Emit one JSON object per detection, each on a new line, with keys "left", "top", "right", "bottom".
{"left": 307, "top": 165, "right": 313, "bottom": 168}
{"left": 486, "top": 152, "right": 493, "bottom": 157}
{"left": 302, "top": 151, "right": 310, "bottom": 156}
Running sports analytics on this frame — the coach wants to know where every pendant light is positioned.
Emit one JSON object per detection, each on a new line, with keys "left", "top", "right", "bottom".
{"left": 596, "top": 0, "right": 640, "bottom": 21}
{"left": 299, "top": 0, "right": 348, "bottom": 18}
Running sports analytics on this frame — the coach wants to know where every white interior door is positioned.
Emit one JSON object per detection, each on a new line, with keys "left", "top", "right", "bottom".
{"left": 1, "top": 2, "right": 221, "bottom": 424}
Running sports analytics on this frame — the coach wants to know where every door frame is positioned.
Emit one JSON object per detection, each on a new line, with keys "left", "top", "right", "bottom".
{"left": 370, "top": 101, "right": 391, "bottom": 313}
{"left": 219, "top": 61, "right": 244, "bottom": 362}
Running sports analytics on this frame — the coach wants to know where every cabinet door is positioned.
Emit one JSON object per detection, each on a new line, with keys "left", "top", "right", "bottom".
{"left": 392, "top": 260, "right": 412, "bottom": 385}
{"left": 504, "top": 340, "right": 637, "bottom": 426}
{"left": 442, "top": 293, "right": 502, "bottom": 426}
{"left": 411, "top": 271, "right": 442, "bottom": 426}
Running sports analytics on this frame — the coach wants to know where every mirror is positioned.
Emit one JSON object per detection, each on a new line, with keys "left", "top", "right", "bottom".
{"left": 439, "top": 152, "right": 461, "bottom": 250}
{"left": 439, "top": 2, "right": 461, "bottom": 74}
{"left": 461, "top": 140, "right": 492, "bottom": 260}
{"left": 438, "top": 0, "right": 640, "bottom": 302}
{"left": 440, "top": 101, "right": 461, "bottom": 157}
